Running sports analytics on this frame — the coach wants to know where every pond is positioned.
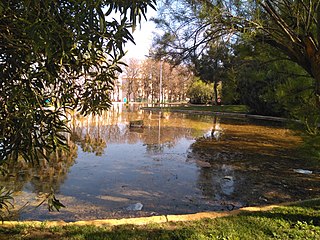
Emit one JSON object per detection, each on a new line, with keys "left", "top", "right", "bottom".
{"left": 2, "top": 104, "right": 319, "bottom": 221}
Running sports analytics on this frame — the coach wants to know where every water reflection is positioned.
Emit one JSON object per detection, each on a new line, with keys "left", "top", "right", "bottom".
{"left": 203, "top": 116, "right": 224, "bottom": 141}
{"left": 0, "top": 103, "right": 318, "bottom": 221}
{"left": 211, "top": 116, "right": 223, "bottom": 141}
{"left": 0, "top": 143, "right": 77, "bottom": 220}
{"left": 188, "top": 118, "right": 319, "bottom": 209}
{"left": 70, "top": 104, "right": 198, "bottom": 154}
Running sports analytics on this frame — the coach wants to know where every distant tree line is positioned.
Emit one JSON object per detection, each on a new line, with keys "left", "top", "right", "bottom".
{"left": 122, "top": 58, "right": 192, "bottom": 103}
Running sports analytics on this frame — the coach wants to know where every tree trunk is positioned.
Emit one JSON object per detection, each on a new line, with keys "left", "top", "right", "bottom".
{"left": 305, "top": 37, "right": 320, "bottom": 109}
{"left": 314, "top": 73, "right": 320, "bottom": 110}
{"left": 213, "top": 80, "right": 218, "bottom": 106}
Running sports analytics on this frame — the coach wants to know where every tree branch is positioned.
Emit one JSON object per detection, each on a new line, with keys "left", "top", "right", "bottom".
{"left": 260, "top": 0, "right": 302, "bottom": 45}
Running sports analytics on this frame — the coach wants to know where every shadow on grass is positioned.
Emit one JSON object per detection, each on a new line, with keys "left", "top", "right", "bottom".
{"left": 240, "top": 208, "right": 320, "bottom": 226}
{"left": 239, "top": 198, "right": 320, "bottom": 223}
{"left": 62, "top": 225, "right": 200, "bottom": 240}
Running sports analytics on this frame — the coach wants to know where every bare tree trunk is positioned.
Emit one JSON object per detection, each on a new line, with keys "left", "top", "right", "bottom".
{"left": 305, "top": 37, "right": 320, "bottom": 109}
{"left": 314, "top": 73, "right": 320, "bottom": 110}
{"left": 213, "top": 80, "right": 218, "bottom": 106}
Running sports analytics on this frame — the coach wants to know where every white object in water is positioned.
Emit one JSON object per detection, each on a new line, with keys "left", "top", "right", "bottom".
{"left": 223, "top": 176, "right": 233, "bottom": 181}
{"left": 293, "top": 169, "right": 313, "bottom": 174}
{"left": 126, "top": 202, "right": 143, "bottom": 211}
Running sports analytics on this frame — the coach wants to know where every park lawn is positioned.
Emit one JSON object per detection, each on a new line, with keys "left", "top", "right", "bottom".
{"left": 0, "top": 199, "right": 319, "bottom": 240}
{"left": 147, "top": 104, "right": 249, "bottom": 114}
{"left": 180, "top": 104, "right": 248, "bottom": 113}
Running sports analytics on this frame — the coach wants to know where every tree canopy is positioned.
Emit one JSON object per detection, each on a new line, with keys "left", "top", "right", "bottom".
{"left": 153, "top": 0, "right": 320, "bottom": 108}
{"left": 0, "top": 0, "right": 156, "bottom": 162}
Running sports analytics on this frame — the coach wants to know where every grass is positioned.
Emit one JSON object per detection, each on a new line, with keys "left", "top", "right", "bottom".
{"left": 146, "top": 104, "right": 249, "bottom": 114}
{"left": 1, "top": 199, "right": 319, "bottom": 239}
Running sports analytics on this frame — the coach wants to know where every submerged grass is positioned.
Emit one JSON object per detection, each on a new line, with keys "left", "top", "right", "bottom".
{"left": 1, "top": 199, "right": 319, "bottom": 239}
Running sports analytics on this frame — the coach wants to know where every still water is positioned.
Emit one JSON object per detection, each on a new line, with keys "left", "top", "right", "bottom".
{"left": 2, "top": 104, "right": 319, "bottom": 221}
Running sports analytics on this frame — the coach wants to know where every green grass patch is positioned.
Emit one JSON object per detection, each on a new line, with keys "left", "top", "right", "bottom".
{"left": 166, "top": 105, "right": 248, "bottom": 113}
{"left": 151, "top": 104, "right": 249, "bottom": 114}
{"left": 1, "top": 199, "right": 319, "bottom": 239}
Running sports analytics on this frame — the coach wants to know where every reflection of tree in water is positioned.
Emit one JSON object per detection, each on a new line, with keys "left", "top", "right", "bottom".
{"left": 197, "top": 164, "right": 235, "bottom": 200}
{"left": 190, "top": 141, "right": 240, "bottom": 209}
{"left": 188, "top": 116, "right": 315, "bottom": 209}
{"left": 70, "top": 105, "right": 200, "bottom": 154}
{"left": 0, "top": 142, "right": 77, "bottom": 194}
{"left": 145, "top": 144, "right": 164, "bottom": 154}
{"left": 188, "top": 117, "right": 241, "bottom": 209}
{"left": 211, "top": 116, "right": 223, "bottom": 141}
{"left": 70, "top": 113, "right": 108, "bottom": 156}
{"left": 200, "top": 116, "right": 224, "bottom": 141}
{"left": 144, "top": 141, "right": 179, "bottom": 154}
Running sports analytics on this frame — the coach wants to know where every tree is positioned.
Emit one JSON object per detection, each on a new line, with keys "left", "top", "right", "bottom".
{"left": 153, "top": 0, "right": 320, "bottom": 116}
{"left": 166, "top": 65, "right": 192, "bottom": 102}
{"left": 139, "top": 59, "right": 162, "bottom": 103}
{"left": 194, "top": 41, "right": 230, "bottom": 105}
{"left": 140, "top": 59, "right": 156, "bottom": 102}
{"left": 234, "top": 41, "right": 290, "bottom": 116}
{"left": 221, "top": 37, "right": 315, "bottom": 121}
{"left": 139, "top": 58, "right": 192, "bottom": 103}
{"left": 123, "top": 58, "right": 142, "bottom": 102}
{"left": 0, "top": 0, "right": 156, "bottom": 162}
{"left": 187, "top": 78, "right": 214, "bottom": 104}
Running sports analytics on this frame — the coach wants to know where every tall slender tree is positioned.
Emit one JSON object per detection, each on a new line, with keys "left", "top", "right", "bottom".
{"left": 123, "top": 58, "right": 142, "bottom": 102}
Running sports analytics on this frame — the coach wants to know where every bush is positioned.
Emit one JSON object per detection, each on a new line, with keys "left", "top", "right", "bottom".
{"left": 187, "top": 78, "right": 214, "bottom": 104}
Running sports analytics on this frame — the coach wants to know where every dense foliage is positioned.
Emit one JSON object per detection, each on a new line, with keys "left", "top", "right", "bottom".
{"left": 187, "top": 78, "right": 214, "bottom": 104}
{"left": 0, "top": 0, "right": 156, "bottom": 163}
{"left": 153, "top": 0, "right": 320, "bottom": 131}
{"left": 0, "top": 0, "right": 156, "bottom": 213}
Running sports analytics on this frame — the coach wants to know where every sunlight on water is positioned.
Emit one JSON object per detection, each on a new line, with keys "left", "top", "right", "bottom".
{"left": 1, "top": 103, "right": 319, "bottom": 221}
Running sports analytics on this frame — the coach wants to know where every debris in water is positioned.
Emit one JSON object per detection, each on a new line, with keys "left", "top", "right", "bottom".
{"left": 223, "top": 176, "right": 233, "bottom": 181}
{"left": 129, "top": 120, "right": 144, "bottom": 128}
{"left": 259, "top": 197, "right": 268, "bottom": 202}
{"left": 293, "top": 169, "right": 313, "bottom": 174}
{"left": 126, "top": 202, "right": 143, "bottom": 211}
{"left": 196, "top": 160, "right": 211, "bottom": 168}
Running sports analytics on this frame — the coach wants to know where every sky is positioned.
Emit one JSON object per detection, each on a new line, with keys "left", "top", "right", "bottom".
{"left": 124, "top": 9, "right": 158, "bottom": 60}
